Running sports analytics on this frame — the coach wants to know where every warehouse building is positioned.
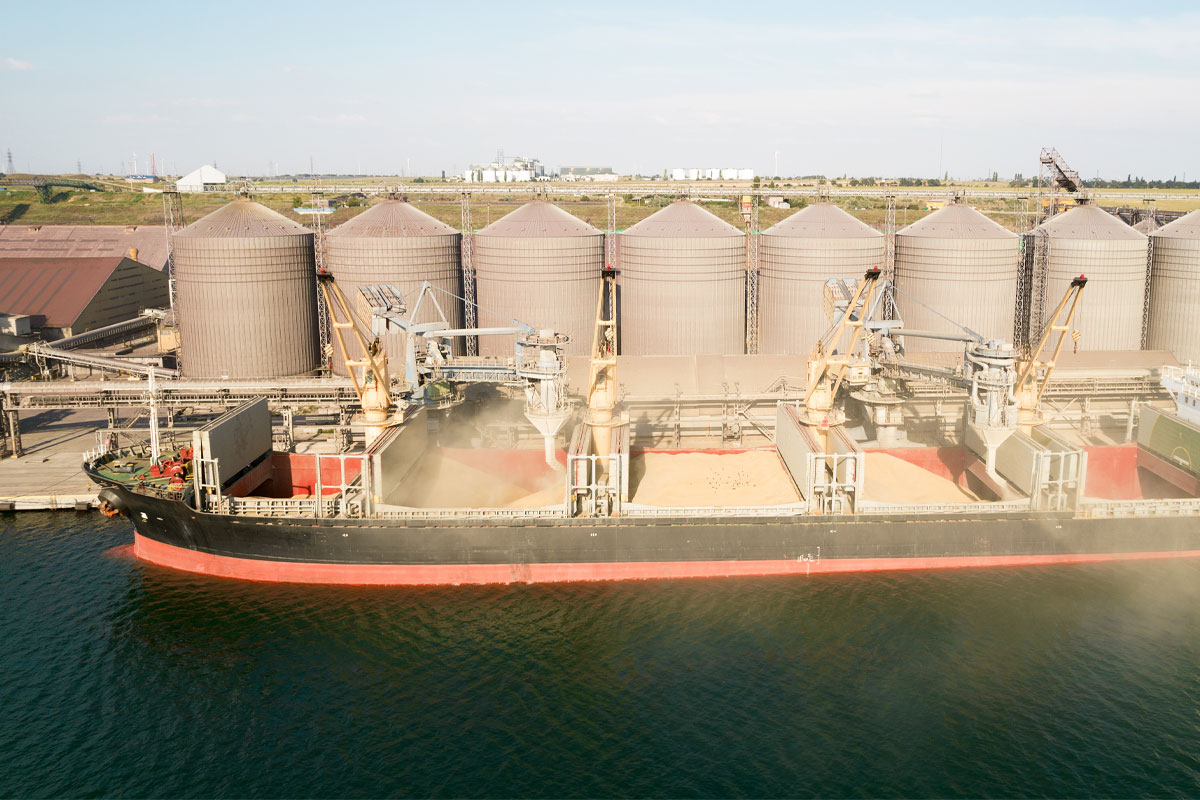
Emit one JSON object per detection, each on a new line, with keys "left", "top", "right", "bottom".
{"left": 176, "top": 164, "right": 227, "bottom": 193}
{"left": 0, "top": 256, "right": 169, "bottom": 342}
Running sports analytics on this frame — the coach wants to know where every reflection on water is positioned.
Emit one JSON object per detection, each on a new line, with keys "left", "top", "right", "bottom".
{"left": 2, "top": 513, "right": 1198, "bottom": 797}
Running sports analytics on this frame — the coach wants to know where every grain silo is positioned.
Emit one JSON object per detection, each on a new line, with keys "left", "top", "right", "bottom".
{"left": 1027, "top": 203, "right": 1147, "bottom": 351}
{"left": 1132, "top": 216, "right": 1160, "bottom": 235}
{"left": 172, "top": 199, "right": 320, "bottom": 379}
{"left": 1146, "top": 209, "right": 1200, "bottom": 362}
{"left": 472, "top": 201, "right": 602, "bottom": 357}
{"left": 894, "top": 201, "right": 1020, "bottom": 352}
{"left": 618, "top": 201, "right": 745, "bottom": 355}
{"left": 325, "top": 200, "right": 462, "bottom": 374}
{"left": 759, "top": 203, "right": 884, "bottom": 354}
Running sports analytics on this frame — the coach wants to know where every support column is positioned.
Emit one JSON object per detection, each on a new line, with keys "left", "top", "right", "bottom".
{"left": 6, "top": 409, "right": 21, "bottom": 459}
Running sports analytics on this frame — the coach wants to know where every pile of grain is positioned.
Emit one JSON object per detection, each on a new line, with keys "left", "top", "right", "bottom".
{"left": 391, "top": 453, "right": 562, "bottom": 508}
{"left": 629, "top": 451, "right": 800, "bottom": 507}
{"left": 862, "top": 452, "right": 978, "bottom": 503}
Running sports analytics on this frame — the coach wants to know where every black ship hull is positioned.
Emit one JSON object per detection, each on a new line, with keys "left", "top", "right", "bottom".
{"left": 97, "top": 483, "right": 1200, "bottom": 585}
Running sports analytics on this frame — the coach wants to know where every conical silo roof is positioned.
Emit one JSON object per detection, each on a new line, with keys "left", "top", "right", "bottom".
{"left": 897, "top": 202, "right": 1015, "bottom": 239}
{"left": 1152, "top": 208, "right": 1200, "bottom": 239}
{"left": 1032, "top": 203, "right": 1145, "bottom": 240}
{"left": 1132, "top": 217, "right": 1160, "bottom": 235}
{"left": 175, "top": 198, "right": 311, "bottom": 238}
{"left": 623, "top": 201, "right": 743, "bottom": 238}
{"left": 477, "top": 200, "right": 599, "bottom": 237}
{"left": 328, "top": 200, "right": 457, "bottom": 237}
{"left": 764, "top": 203, "right": 881, "bottom": 238}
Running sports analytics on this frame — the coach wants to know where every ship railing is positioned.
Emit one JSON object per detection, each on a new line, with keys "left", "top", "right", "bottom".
{"left": 221, "top": 495, "right": 342, "bottom": 519}
{"left": 1080, "top": 497, "right": 1200, "bottom": 518}
{"left": 370, "top": 506, "right": 563, "bottom": 520}
{"left": 856, "top": 500, "right": 1032, "bottom": 516}
{"left": 620, "top": 503, "right": 807, "bottom": 518}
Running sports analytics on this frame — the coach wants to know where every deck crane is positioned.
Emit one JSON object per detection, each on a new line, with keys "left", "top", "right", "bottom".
{"left": 319, "top": 272, "right": 571, "bottom": 464}
{"left": 804, "top": 267, "right": 883, "bottom": 449}
{"left": 804, "top": 268, "right": 1086, "bottom": 477}
{"left": 1013, "top": 274, "right": 1088, "bottom": 421}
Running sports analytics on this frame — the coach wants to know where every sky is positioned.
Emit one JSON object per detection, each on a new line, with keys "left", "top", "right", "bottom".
{"left": 2, "top": 0, "right": 1199, "bottom": 179}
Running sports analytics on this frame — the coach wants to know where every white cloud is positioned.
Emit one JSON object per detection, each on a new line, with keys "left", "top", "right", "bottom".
{"left": 103, "top": 112, "right": 173, "bottom": 125}
{"left": 4, "top": 57, "right": 33, "bottom": 71}
{"left": 301, "top": 113, "right": 368, "bottom": 126}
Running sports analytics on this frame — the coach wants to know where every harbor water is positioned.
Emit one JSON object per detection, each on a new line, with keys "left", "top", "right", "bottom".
{"left": 2, "top": 513, "right": 1198, "bottom": 798}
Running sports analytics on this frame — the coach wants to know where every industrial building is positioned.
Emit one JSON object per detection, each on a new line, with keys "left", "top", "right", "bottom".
{"left": 0, "top": 224, "right": 170, "bottom": 271}
{"left": 759, "top": 203, "right": 885, "bottom": 354}
{"left": 0, "top": 255, "right": 168, "bottom": 344}
{"left": 617, "top": 201, "right": 745, "bottom": 356}
{"left": 463, "top": 156, "right": 545, "bottom": 183}
{"left": 472, "top": 201, "right": 602, "bottom": 357}
{"left": 171, "top": 199, "right": 320, "bottom": 379}
{"left": 668, "top": 168, "right": 755, "bottom": 181}
{"left": 1024, "top": 203, "right": 1146, "bottom": 351}
{"left": 894, "top": 200, "right": 1021, "bottom": 352}
{"left": 176, "top": 165, "right": 227, "bottom": 193}
{"left": 325, "top": 200, "right": 462, "bottom": 374}
{"left": 559, "top": 166, "right": 615, "bottom": 179}
{"left": 1146, "top": 208, "right": 1200, "bottom": 364}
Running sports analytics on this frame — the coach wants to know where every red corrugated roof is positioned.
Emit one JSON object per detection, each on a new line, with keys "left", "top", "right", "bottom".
{"left": 0, "top": 257, "right": 121, "bottom": 327}
{"left": 0, "top": 224, "right": 170, "bottom": 270}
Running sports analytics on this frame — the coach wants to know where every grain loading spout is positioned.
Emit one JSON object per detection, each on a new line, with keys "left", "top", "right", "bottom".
{"left": 321, "top": 274, "right": 573, "bottom": 456}
{"left": 568, "top": 269, "right": 630, "bottom": 518}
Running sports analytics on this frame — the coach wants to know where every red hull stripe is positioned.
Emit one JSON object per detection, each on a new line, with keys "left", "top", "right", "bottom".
{"left": 133, "top": 533, "right": 1200, "bottom": 586}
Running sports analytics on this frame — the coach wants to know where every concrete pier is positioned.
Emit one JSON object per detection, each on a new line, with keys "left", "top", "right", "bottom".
{"left": 0, "top": 410, "right": 107, "bottom": 510}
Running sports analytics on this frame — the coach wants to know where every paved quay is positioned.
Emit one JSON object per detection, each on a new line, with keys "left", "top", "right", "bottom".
{"left": 0, "top": 410, "right": 111, "bottom": 510}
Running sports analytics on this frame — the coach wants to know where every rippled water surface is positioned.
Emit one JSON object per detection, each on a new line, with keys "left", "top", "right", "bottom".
{"left": 1, "top": 513, "right": 1199, "bottom": 798}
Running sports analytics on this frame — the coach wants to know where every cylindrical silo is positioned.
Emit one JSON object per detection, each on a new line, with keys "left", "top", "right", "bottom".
{"left": 618, "top": 201, "right": 745, "bottom": 355}
{"left": 1030, "top": 203, "right": 1147, "bottom": 351}
{"left": 173, "top": 199, "right": 320, "bottom": 379}
{"left": 759, "top": 203, "right": 884, "bottom": 354}
{"left": 325, "top": 200, "right": 462, "bottom": 375}
{"left": 1146, "top": 209, "right": 1200, "bottom": 363}
{"left": 894, "top": 201, "right": 1020, "bottom": 352}
{"left": 472, "top": 201, "right": 602, "bottom": 357}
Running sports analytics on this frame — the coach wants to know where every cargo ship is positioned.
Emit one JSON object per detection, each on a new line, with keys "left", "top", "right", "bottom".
{"left": 85, "top": 272, "right": 1200, "bottom": 584}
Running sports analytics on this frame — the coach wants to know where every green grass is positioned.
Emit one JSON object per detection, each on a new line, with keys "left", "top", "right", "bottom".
{"left": 2, "top": 180, "right": 1195, "bottom": 233}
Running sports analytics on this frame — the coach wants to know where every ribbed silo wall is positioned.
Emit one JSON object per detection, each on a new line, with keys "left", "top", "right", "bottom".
{"left": 758, "top": 235, "right": 884, "bottom": 354}
{"left": 893, "top": 235, "right": 1020, "bottom": 352}
{"left": 1145, "top": 235, "right": 1200, "bottom": 362}
{"left": 472, "top": 234, "right": 603, "bottom": 356}
{"left": 618, "top": 234, "right": 746, "bottom": 355}
{"left": 1042, "top": 238, "right": 1147, "bottom": 351}
{"left": 174, "top": 234, "right": 321, "bottom": 378}
{"left": 325, "top": 233, "right": 462, "bottom": 375}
